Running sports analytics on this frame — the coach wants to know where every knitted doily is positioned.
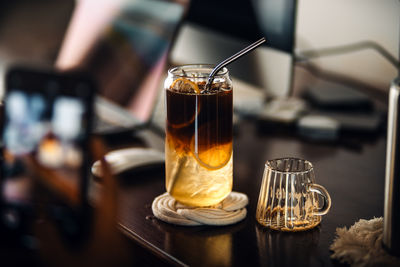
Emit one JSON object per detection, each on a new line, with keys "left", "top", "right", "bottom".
{"left": 330, "top": 217, "right": 400, "bottom": 267}
{"left": 152, "top": 192, "right": 248, "bottom": 226}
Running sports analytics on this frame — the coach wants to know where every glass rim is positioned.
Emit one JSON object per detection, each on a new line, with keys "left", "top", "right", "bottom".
{"left": 168, "top": 64, "right": 229, "bottom": 78}
{"left": 265, "top": 157, "right": 314, "bottom": 174}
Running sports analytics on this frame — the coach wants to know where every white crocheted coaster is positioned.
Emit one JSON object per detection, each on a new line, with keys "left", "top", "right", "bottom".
{"left": 330, "top": 217, "right": 400, "bottom": 267}
{"left": 152, "top": 192, "right": 248, "bottom": 226}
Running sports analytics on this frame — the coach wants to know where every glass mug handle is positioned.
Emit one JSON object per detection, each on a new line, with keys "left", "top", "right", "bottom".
{"left": 308, "top": 183, "right": 332, "bottom": 216}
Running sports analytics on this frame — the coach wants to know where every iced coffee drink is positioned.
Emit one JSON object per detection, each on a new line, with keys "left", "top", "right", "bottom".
{"left": 165, "top": 65, "right": 233, "bottom": 207}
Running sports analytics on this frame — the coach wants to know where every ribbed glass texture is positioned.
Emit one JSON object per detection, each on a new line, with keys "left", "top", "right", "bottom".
{"left": 256, "top": 158, "right": 330, "bottom": 231}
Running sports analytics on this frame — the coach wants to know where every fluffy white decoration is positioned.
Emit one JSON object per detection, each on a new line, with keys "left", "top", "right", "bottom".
{"left": 330, "top": 217, "right": 400, "bottom": 267}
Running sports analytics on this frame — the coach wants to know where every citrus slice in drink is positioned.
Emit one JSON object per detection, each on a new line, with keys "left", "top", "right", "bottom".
{"left": 168, "top": 78, "right": 201, "bottom": 129}
{"left": 191, "top": 137, "right": 232, "bottom": 170}
{"left": 170, "top": 77, "right": 200, "bottom": 94}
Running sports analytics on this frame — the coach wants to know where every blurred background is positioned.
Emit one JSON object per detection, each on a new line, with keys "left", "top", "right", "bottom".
{"left": 296, "top": 0, "right": 398, "bottom": 92}
{"left": 0, "top": 0, "right": 400, "bottom": 99}
{"left": 0, "top": 0, "right": 398, "bottom": 99}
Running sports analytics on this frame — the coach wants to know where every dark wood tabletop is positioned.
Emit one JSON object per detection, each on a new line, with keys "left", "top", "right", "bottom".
{"left": 0, "top": 76, "right": 387, "bottom": 266}
{"left": 116, "top": 116, "right": 387, "bottom": 267}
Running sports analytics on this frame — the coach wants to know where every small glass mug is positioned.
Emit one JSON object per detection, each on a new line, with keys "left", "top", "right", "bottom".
{"left": 256, "top": 158, "right": 331, "bottom": 231}
{"left": 164, "top": 65, "right": 233, "bottom": 207}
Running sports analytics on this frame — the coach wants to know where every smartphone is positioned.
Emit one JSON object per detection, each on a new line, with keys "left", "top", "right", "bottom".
{"left": 0, "top": 67, "right": 95, "bottom": 243}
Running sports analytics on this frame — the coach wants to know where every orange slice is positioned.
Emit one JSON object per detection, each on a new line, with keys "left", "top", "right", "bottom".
{"left": 170, "top": 78, "right": 200, "bottom": 94}
{"left": 191, "top": 141, "right": 232, "bottom": 170}
{"left": 168, "top": 78, "right": 201, "bottom": 129}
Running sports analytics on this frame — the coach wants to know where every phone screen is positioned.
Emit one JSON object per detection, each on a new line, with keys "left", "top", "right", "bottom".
{"left": 1, "top": 69, "right": 94, "bottom": 232}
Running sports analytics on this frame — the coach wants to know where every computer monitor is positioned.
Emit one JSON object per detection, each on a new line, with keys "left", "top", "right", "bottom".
{"left": 171, "top": 0, "right": 297, "bottom": 97}
{"left": 186, "top": 0, "right": 296, "bottom": 54}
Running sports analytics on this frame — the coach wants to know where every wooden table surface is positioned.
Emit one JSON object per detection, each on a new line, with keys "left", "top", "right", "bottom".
{"left": 116, "top": 118, "right": 387, "bottom": 267}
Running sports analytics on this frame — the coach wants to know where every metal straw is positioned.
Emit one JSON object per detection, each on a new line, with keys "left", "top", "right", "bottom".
{"left": 205, "top": 37, "right": 266, "bottom": 91}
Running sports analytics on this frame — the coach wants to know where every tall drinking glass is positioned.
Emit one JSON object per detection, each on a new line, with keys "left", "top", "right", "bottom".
{"left": 164, "top": 65, "right": 233, "bottom": 207}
